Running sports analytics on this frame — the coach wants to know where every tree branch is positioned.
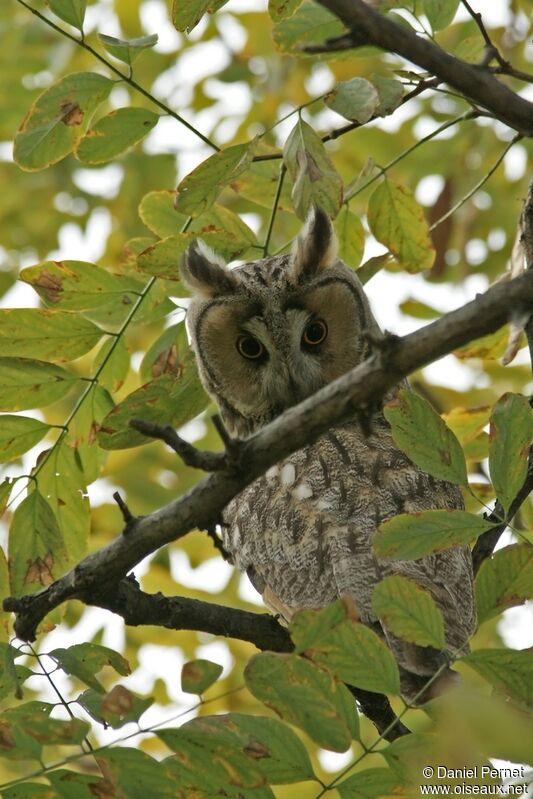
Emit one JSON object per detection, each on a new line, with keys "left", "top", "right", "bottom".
{"left": 4, "top": 270, "right": 533, "bottom": 641}
{"left": 314, "top": 0, "right": 533, "bottom": 137}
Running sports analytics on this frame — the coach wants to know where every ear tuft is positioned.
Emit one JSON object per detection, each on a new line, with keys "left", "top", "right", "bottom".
{"left": 290, "top": 206, "right": 338, "bottom": 283}
{"left": 180, "top": 240, "right": 237, "bottom": 297}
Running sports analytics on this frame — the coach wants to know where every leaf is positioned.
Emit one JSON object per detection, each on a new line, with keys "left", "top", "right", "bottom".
{"left": 367, "top": 179, "right": 435, "bottom": 272}
{"left": 371, "top": 74, "right": 406, "bottom": 116}
{"left": 67, "top": 383, "right": 113, "bottom": 483}
{"left": 374, "top": 509, "right": 494, "bottom": 561}
{"left": 94, "top": 748, "right": 178, "bottom": 798}
{"left": 400, "top": 297, "right": 441, "bottom": 320}
{"left": 337, "top": 767, "right": 403, "bottom": 799}
{"left": 0, "top": 309, "right": 103, "bottom": 362}
{"left": 97, "top": 354, "right": 208, "bottom": 450}
{"left": 384, "top": 388, "right": 468, "bottom": 486}
{"left": 372, "top": 575, "right": 445, "bottom": 649}
{"left": 77, "top": 686, "right": 153, "bottom": 729}
{"left": 14, "top": 72, "right": 112, "bottom": 171}
{"left": 92, "top": 337, "right": 130, "bottom": 394}
{"left": 0, "top": 546, "right": 11, "bottom": 641}
{"left": 0, "top": 357, "right": 79, "bottom": 411}
{"left": 139, "top": 190, "right": 188, "bottom": 237}
{"left": 20, "top": 260, "right": 142, "bottom": 311}
{"left": 139, "top": 322, "right": 189, "bottom": 382}
{"left": 49, "top": 643, "right": 130, "bottom": 693}
{"left": 0, "top": 643, "right": 28, "bottom": 701}
{"left": 441, "top": 405, "right": 491, "bottom": 446}
{"left": 461, "top": 648, "right": 533, "bottom": 708}
{"left": 268, "top": 0, "right": 303, "bottom": 22}
{"left": 244, "top": 651, "right": 358, "bottom": 752}
{"left": 335, "top": 205, "right": 365, "bottom": 268}
{"left": 158, "top": 725, "right": 265, "bottom": 791}
{"left": 0, "top": 415, "right": 50, "bottom": 463}
{"left": 181, "top": 659, "right": 223, "bottom": 694}
{"left": 272, "top": 1, "right": 346, "bottom": 53}
{"left": 290, "top": 602, "right": 401, "bottom": 695}
{"left": 2, "top": 783, "right": 56, "bottom": 798}
{"left": 0, "top": 479, "right": 13, "bottom": 518}
{"left": 178, "top": 713, "right": 315, "bottom": 785}
{"left": 76, "top": 107, "right": 159, "bottom": 164}
{"left": 1, "top": 701, "right": 89, "bottom": 762}
{"left": 8, "top": 490, "right": 69, "bottom": 597}
{"left": 97, "top": 33, "right": 158, "bottom": 66}
{"left": 424, "top": 0, "right": 460, "bottom": 30}
{"left": 475, "top": 544, "right": 533, "bottom": 625}
{"left": 454, "top": 326, "right": 510, "bottom": 360}
{"left": 172, "top": 0, "right": 214, "bottom": 33}
{"left": 175, "top": 139, "right": 259, "bottom": 217}
{"left": 33, "top": 440, "right": 90, "bottom": 563}
{"left": 47, "top": 0, "right": 86, "bottom": 30}
{"left": 283, "top": 118, "right": 343, "bottom": 219}
{"left": 325, "top": 78, "right": 379, "bottom": 123}
{"left": 489, "top": 393, "right": 533, "bottom": 515}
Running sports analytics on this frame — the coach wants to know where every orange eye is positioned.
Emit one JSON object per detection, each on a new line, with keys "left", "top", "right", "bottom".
{"left": 237, "top": 334, "right": 264, "bottom": 359}
{"left": 302, "top": 320, "right": 327, "bottom": 347}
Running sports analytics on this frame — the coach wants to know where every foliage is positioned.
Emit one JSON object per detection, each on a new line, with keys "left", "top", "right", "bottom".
{"left": 0, "top": 0, "right": 532, "bottom": 797}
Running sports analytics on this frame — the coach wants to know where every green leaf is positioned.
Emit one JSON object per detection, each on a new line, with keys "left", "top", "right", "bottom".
{"left": 48, "top": 0, "right": 86, "bottom": 30}
{"left": 67, "top": 383, "right": 113, "bottom": 483}
{"left": 1, "top": 701, "right": 89, "bottom": 762}
{"left": 158, "top": 724, "right": 265, "bottom": 791}
{"left": 179, "top": 713, "right": 315, "bottom": 784}
{"left": 9, "top": 490, "right": 68, "bottom": 597}
{"left": 139, "top": 190, "right": 188, "bottom": 237}
{"left": 77, "top": 686, "right": 153, "bottom": 729}
{"left": 371, "top": 74, "right": 406, "bottom": 116}
{"left": 454, "top": 326, "right": 510, "bottom": 360}
{"left": 384, "top": 388, "right": 468, "bottom": 486}
{"left": 33, "top": 440, "right": 90, "bottom": 563}
{"left": 461, "top": 648, "right": 533, "bottom": 708}
{"left": 283, "top": 118, "right": 343, "bottom": 219}
{"left": 0, "top": 643, "right": 30, "bottom": 701}
{"left": 0, "top": 545, "right": 11, "bottom": 641}
{"left": 0, "top": 309, "right": 103, "bottom": 362}
{"left": 140, "top": 322, "right": 188, "bottom": 383}
{"left": 175, "top": 139, "right": 259, "bottom": 217}
{"left": 97, "top": 354, "right": 209, "bottom": 450}
{"left": 172, "top": 0, "right": 213, "bottom": 32}
{"left": 76, "top": 107, "right": 159, "bottom": 164}
{"left": 441, "top": 405, "right": 491, "bottom": 446}
{"left": 244, "top": 651, "right": 357, "bottom": 752}
{"left": 268, "top": 0, "right": 303, "bottom": 22}
{"left": 337, "top": 767, "right": 403, "bottom": 799}
{"left": 400, "top": 297, "right": 441, "bottom": 320}
{"left": 97, "top": 33, "right": 158, "bottom": 66}
{"left": 0, "top": 357, "right": 78, "bottom": 411}
{"left": 272, "top": 1, "right": 346, "bottom": 53}
{"left": 367, "top": 179, "right": 435, "bottom": 272}
{"left": 135, "top": 235, "right": 189, "bottom": 280}
{"left": 49, "top": 643, "right": 130, "bottom": 693}
{"left": 290, "top": 602, "right": 401, "bottom": 695}
{"left": 424, "top": 0, "right": 460, "bottom": 30}
{"left": 181, "top": 659, "right": 223, "bottom": 694}
{"left": 92, "top": 337, "right": 130, "bottom": 394}
{"left": 335, "top": 205, "right": 365, "bottom": 268}
{"left": 325, "top": 78, "right": 379, "bottom": 123}
{"left": 20, "top": 260, "right": 142, "bottom": 311}
{"left": 2, "top": 783, "right": 56, "bottom": 798}
{"left": 374, "top": 509, "right": 494, "bottom": 561}
{"left": 372, "top": 575, "right": 445, "bottom": 649}
{"left": 14, "top": 72, "right": 113, "bottom": 171}
{"left": 0, "top": 415, "right": 51, "bottom": 463}
{"left": 489, "top": 393, "right": 533, "bottom": 515}
{"left": 95, "top": 748, "right": 178, "bottom": 797}
{"left": 48, "top": 769, "right": 108, "bottom": 798}
{"left": 475, "top": 544, "right": 533, "bottom": 625}
{"left": 0, "top": 479, "right": 14, "bottom": 518}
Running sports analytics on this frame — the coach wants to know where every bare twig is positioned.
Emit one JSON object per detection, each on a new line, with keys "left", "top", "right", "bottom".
{"left": 130, "top": 419, "right": 227, "bottom": 472}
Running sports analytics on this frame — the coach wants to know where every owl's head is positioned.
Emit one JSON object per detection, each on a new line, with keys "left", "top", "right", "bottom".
{"left": 181, "top": 208, "right": 381, "bottom": 437}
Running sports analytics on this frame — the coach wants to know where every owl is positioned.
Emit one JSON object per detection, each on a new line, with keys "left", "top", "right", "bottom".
{"left": 181, "top": 208, "right": 476, "bottom": 702}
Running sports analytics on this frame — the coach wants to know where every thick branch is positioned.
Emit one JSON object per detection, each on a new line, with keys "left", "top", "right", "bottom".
{"left": 4, "top": 271, "right": 533, "bottom": 641}
{"left": 315, "top": 0, "right": 533, "bottom": 136}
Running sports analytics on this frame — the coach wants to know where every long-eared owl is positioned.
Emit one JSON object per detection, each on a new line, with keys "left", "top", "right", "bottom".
{"left": 181, "top": 208, "right": 476, "bottom": 700}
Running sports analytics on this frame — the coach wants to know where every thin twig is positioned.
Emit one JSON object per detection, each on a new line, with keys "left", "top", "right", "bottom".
{"left": 129, "top": 419, "right": 227, "bottom": 471}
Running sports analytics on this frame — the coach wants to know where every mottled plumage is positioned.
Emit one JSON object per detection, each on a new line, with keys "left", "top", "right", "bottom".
{"left": 181, "top": 209, "right": 476, "bottom": 700}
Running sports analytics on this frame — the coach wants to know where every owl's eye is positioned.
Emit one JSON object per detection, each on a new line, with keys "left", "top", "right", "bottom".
{"left": 236, "top": 334, "right": 264, "bottom": 360}
{"left": 302, "top": 319, "right": 327, "bottom": 347}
